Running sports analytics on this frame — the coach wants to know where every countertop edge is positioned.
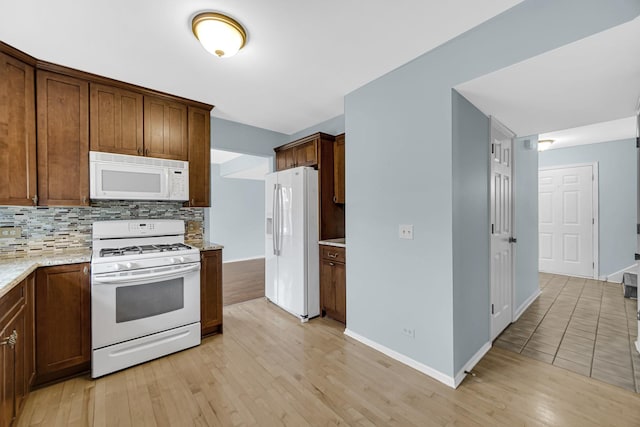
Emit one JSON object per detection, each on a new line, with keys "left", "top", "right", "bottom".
{"left": 318, "top": 241, "right": 346, "bottom": 248}
{"left": 0, "top": 253, "right": 91, "bottom": 299}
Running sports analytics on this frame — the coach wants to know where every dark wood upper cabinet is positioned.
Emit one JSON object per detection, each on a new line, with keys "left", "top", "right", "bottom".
{"left": 276, "top": 149, "right": 295, "bottom": 171}
{"left": 333, "top": 133, "right": 345, "bottom": 204}
{"left": 90, "top": 83, "right": 143, "bottom": 156}
{"left": 35, "top": 263, "right": 91, "bottom": 386}
{"left": 36, "top": 70, "right": 89, "bottom": 206}
{"left": 0, "top": 51, "right": 37, "bottom": 206}
{"left": 187, "top": 106, "right": 211, "bottom": 207}
{"left": 274, "top": 135, "right": 319, "bottom": 171}
{"left": 144, "top": 96, "right": 189, "bottom": 161}
{"left": 201, "top": 249, "right": 223, "bottom": 337}
{"left": 294, "top": 140, "right": 317, "bottom": 167}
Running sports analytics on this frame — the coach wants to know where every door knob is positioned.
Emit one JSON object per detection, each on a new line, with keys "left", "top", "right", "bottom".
{"left": 508, "top": 237, "right": 517, "bottom": 243}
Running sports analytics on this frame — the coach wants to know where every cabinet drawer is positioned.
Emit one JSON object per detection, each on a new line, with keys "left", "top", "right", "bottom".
{"left": 0, "top": 281, "right": 26, "bottom": 327}
{"left": 320, "top": 246, "right": 345, "bottom": 263}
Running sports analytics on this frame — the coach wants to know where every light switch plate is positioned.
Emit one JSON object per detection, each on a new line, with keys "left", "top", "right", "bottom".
{"left": 399, "top": 224, "right": 413, "bottom": 240}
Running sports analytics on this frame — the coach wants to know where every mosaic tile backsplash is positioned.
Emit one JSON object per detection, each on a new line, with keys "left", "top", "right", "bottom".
{"left": 0, "top": 201, "right": 204, "bottom": 259}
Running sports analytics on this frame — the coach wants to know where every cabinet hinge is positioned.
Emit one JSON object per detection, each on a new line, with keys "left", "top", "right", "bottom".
{"left": 491, "top": 304, "right": 494, "bottom": 315}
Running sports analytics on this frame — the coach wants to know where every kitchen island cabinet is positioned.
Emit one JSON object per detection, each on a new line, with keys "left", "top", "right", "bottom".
{"left": 200, "top": 249, "right": 223, "bottom": 337}
{"left": 35, "top": 263, "right": 91, "bottom": 386}
{"left": 0, "top": 50, "right": 37, "bottom": 207}
{"left": 36, "top": 70, "right": 90, "bottom": 206}
{"left": 319, "top": 244, "right": 346, "bottom": 324}
{"left": 0, "top": 273, "right": 34, "bottom": 427}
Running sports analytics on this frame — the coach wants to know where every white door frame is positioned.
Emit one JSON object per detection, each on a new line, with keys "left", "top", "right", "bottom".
{"left": 538, "top": 162, "right": 599, "bottom": 279}
{"left": 489, "top": 117, "right": 516, "bottom": 339}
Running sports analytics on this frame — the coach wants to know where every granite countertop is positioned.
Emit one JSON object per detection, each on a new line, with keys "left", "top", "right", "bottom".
{"left": 0, "top": 249, "right": 92, "bottom": 299}
{"left": 318, "top": 238, "right": 346, "bottom": 248}
{"left": 187, "top": 241, "right": 224, "bottom": 251}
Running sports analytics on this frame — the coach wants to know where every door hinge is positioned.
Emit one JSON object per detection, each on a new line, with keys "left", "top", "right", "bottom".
{"left": 592, "top": 262, "right": 594, "bottom": 269}
{"left": 491, "top": 304, "right": 494, "bottom": 315}
{"left": 491, "top": 224, "right": 494, "bottom": 234}
{"left": 592, "top": 218, "right": 595, "bottom": 225}
{"left": 491, "top": 143, "right": 495, "bottom": 154}
{"left": 637, "top": 224, "right": 640, "bottom": 235}
{"left": 636, "top": 137, "right": 639, "bottom": 148}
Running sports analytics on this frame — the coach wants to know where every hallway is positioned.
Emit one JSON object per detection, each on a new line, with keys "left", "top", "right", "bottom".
{"left": 495, "top": 273, "right": 639, "bottom": 392}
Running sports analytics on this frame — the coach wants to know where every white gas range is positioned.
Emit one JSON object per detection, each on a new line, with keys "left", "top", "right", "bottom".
{"left": 91, "top": 219, "right": 201, "bottom": 378}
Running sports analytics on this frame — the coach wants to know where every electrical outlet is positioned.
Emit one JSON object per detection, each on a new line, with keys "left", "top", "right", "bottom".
{"left": 399, "top": 224, "right": 413, "bottom": 240}
{"left": 0, "top": 227, "right": 22, "bottom": 238}
{"left": 402, "top": 327, "right": 415, "bottom": 338}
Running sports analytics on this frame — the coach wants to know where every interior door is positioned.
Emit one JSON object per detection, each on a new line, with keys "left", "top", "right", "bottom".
{"left": 490, "top": 118, "right": 515, "bottom": 340}
{"left": 539, "top": 165, "right": 594, "bottom": 278}
{"left": 265, "top": 171, "right": 278, "bottom": 303}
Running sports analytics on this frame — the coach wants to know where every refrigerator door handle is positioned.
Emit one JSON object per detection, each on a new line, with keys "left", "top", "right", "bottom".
{"left": 277, "top": 184, "right": 284, "bottom": 255}
{"left": 273, "top": 183, "right": 279, "bottom": 256}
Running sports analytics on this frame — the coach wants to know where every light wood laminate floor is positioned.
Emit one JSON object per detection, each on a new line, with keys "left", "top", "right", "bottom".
{"left": 223, "top": 258, "right": 265, "bottom": 306}
{"left": 495, "top": 273, "right": 640, "bottom": 393}
{"left": 18, "top": 298, "right": 640, "bottom": 426}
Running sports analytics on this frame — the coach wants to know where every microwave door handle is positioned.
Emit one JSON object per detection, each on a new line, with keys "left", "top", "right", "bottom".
{"left": 92, "top": 264, "right": 200, "bottom": 285}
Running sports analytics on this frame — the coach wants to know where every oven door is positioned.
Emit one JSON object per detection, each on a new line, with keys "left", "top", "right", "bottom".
{"left": 91, "top": 262, "right": 200, "bottom": 349}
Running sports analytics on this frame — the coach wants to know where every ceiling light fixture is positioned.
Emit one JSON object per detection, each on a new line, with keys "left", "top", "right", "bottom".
{"left": 192, "top": 12, "right": 246, "bottom": 58}
{"left": 538, "top": 139, "right": 554, "bottom": 151}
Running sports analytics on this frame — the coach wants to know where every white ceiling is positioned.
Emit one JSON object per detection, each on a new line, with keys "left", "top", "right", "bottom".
{"left": 539, "top": 116, "right": 637, "bottom": 151}
{"left": 456, "top": 16, "right": 640, "bottom": 139}
{"left": 0, "top": 0, "right": 522, "bottom": 135}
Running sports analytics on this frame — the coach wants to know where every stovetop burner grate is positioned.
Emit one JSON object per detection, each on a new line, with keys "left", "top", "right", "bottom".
{"left": 99, "top": 243, "right": 192, "bottom": 257}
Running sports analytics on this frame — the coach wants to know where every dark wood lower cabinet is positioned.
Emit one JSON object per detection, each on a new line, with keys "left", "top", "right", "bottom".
{"left": 319, "top": 246, "right": 346, "bottom": 324}
{"left": 0, "top": 273, "right": 34, "bottom": 427}
{"left": 35, "top": 263, "right": 91, "bottom": 386}
{"left": 201, "top": 249, "right": 223, "bottom": 337}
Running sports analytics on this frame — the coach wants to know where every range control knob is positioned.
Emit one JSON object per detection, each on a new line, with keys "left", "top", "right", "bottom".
{"left": 169, "top": 258, "right": 177, "bottom": 264}
{"left": 125, "top": 262, "right": 133, "bottom": 269}
{"left": 178, "top": 256, "right": 185, "bottom": 263}
{"left": 112, "top": 264, "right": 121, "bottom": 271}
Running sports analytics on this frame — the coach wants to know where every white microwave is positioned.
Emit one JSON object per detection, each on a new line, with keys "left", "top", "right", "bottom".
{"left": 90, "top": 151, "right": 189, "bottom": 201}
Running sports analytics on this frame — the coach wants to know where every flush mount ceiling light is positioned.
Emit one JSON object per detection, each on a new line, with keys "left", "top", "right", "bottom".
{"left": 192, "top": 12, "right": 246, "bottom": 58}
{"left": 538, "top": 139, "right": 554, "bottom": 151}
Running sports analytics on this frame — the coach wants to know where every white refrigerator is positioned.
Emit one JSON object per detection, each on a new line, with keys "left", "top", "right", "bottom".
{"left": 265, "top": 166, "right": 319, "bottom": 321}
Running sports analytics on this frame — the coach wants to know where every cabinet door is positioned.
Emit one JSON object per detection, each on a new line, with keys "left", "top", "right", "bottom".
{"left": 0, "top": 318, "right": 16, "bottom": 427}
{"left": 320, "top": 259, "right": 336, "bottom": 315}
{"left": 90, "top": 83, "right": 143, "bottom": 156}
{"left": 35, "top": 263, "right": 91, "bottom": 386}
{"left": 294, "top": 140, "right": 317, "bottom": 168}
{"left": 0, "top": 52, "right": 36, "bottom": 206}
{"left": 333, "top": 134, "right": 345, "bottom": 204}
{"left": 201, "top": 250, "right": 223, "bottom": 336}
{"left": 23, "top": 273, "right": 35, "bottom": 391}
{"left": 144, "top": 96, "right": 188, "bottom": 161}
{"left": 275, "top": 148, "right": 295, "bottom": 171}
{"left": 36, "top": 71, "right": 90, "bottom": 206}
{"left": 187, "top": 107, "right": 211, "bottom": 207}
{"left": 333, "top": 262, "right": 346, "bottom": 324}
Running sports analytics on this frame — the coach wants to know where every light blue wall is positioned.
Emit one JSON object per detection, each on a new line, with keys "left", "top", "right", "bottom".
{"left": 289, "top": 115, "right": 345, "bottom": 141}
{"left": 207, "top": 117, "right": 287, "bottom": 259}
{"left": 539, "top": 139, "right": 637, "bottom": 277}
{"left": 452, "top": 91, "right": 490, "bottom": 373}
{"left": 515, "top": 136, "right": 540, "bottom": 311}
{"left": 345, "top": 0, "right": 640, "bottom": 378}
{"left": 211, "top": 117, "right": 288, "bottom": 157}
{"left": 209, "top": 164, "right": 266, "bottom": 262}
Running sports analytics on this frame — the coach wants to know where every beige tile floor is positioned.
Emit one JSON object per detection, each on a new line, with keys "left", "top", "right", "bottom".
{"left": 495, "top": 273, "right": 640, "bottom": 392}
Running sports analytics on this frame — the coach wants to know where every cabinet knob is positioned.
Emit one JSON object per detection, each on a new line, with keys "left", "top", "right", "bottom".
{"left": 137, "top": 147, "right": 142, "bottom": 155}
{"left": 145, "top": 148, "right": 149, "bottom": 156}
{"left": 82, "top": 196, "right": 87, "bottom": 205}
{"left": 329, "top": 262, "right": 335, "bottom": 266}
{"left": 328, "top": 253, "right": 337, "bottom": 258}
{"left": 0, "top": 329, "right": 18, "bottom": 347}
{"left": 32, "top": 194, "right": 38, "bottom": 206}
{"left": 83, "top": 266, "right": 89, "bottom": 275}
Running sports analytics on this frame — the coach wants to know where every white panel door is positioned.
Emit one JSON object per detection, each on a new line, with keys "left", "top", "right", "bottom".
{"left": 276, "top": 168, "right": 306, "bottom": 317}
{"left": 490, "top": 119, "right": 514, "bottom": 340}
{"left": 265, "top": 172, "right": 278, "bottom": 303}
{"left": 539, "top": 165, "right": 594, "bottom": 278}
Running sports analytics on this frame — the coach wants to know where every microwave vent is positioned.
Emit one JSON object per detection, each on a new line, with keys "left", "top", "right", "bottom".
{"left": 90, "top": 151, "right": 187, "bottom": 170}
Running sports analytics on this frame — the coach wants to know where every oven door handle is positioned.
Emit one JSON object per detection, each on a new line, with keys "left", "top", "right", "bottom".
{"left": 92, "top": 263, "right": 200, "bottom": 285}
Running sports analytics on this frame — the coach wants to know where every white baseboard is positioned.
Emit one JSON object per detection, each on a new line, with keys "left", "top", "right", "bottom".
{"left": 513, "top": 289, "right": 541, "bottom": 321}
{"left": 343, "top": 329, "right": 456, "bottom": 388}
{"left": 223, "top": 255, "right": 265, "bottom": 264}
{"left": 600, "top": 263, "right": 637, "bottom": 283}
{"left": 453, "top": 341, "right": 492, "bottom": 388}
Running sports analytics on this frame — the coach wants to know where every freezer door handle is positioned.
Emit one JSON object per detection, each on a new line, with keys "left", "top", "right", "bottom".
{"left": 273, "top": 184, "right": 279, "bottom": 255}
